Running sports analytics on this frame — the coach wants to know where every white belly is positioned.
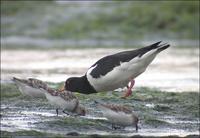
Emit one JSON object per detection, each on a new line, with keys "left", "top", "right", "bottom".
{"left": 87, "top": 66, "right": 144, "bottom": 91}
{"left": 87, "top": 51, "right": 157, "bottom": 91}
{"left": 44, "top": 93, "right": 77, "bottom": 111}
{"left": 103, "top": 109, "right": 133, "bottom": 126}
{"left": 17, "top": 82, "right": 46, "bottom": 98}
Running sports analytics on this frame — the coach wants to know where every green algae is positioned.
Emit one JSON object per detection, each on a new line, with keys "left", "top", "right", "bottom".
{"left": 1, "top": 130, "right": 199, "bottom": 138}
{"left": 0, "top": 83, "right": 199, "bottom": 137}
{"left": 0, "top": 130, "right": 65, "bottom": 138}
{"left": 144, "top": 117, "right": 171, "bottom": 127}
{"left": 1, "top": 83, "right": 199, "bottom": 119}
{"left": 1, "top": 83, "right": 199, "bottom": 118}
{"left": 0, "top": 83, "right": 21, "bottom": 100}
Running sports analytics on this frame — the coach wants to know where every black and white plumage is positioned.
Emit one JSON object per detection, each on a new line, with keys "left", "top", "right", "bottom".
{"left": 64, "top": 41, "right": 170, "bottom": 97}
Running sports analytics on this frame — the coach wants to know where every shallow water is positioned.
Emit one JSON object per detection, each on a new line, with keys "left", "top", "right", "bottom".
{"left": 0, "top": 84, "right": 199, "bottom": 137}
{"left": 1, "top": 99, "right": 199, "bottom": 137}
{"left": 1, "top": 47, "right": 199, "bottom": 92}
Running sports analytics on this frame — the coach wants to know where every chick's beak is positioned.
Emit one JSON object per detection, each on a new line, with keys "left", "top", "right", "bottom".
{"left": 59, "top": 83, "right": 65, "bottom": 92}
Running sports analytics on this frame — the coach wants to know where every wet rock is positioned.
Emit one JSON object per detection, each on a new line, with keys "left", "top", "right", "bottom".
{"left": 89, "top": 134, "right": 103, "bottom": 138}
{"left": 154, "top": 104, "right": 171, "bottom": 112}
{"left": 66, "top": 132, "right": 80, "bottom": 136}
{"left": 144, "top": 118, "right": 170, "bottom": 127}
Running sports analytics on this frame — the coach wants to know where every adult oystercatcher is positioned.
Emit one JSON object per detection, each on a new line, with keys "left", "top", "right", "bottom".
{"left": 64, "top": 41, "right": 170, "bottom": 98}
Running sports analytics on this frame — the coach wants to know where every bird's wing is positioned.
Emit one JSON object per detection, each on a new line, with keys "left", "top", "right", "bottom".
{"left": 28, "top": 78, "right": 48, "bottom": 89}
{"left": 100, "top": 103, "right": 133, "bottom": 114}
{"left": 58, "top": 91, "right": 78, "bottom": 102}
{"left": 44, "top": 87, "right": 58, "bottom": 96}
{"left": 88, "top": 55, "right": 122, "bottom": 78}
{"left": 88, "top": 41, "right": 167, "bottom": 78}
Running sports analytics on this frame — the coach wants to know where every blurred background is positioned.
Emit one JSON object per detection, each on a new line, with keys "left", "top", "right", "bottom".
{"left": 1, "top": 1, "right": 199, "bottom": 92}
{"left": 1, "top": 1, "right": 199, "bottom": 137}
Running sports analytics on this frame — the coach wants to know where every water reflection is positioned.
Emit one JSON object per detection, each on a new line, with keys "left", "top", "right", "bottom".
{"left": 1, "top": 48, "right": 199, "bottom": 92}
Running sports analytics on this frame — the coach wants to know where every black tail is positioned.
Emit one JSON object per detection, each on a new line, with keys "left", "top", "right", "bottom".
{"left": 149, "top": 41, "right": 170, "bottom": 50}
{"left": 149, "top": 41, "right": 162, "bottom": 49}
{"left": 137, "top": 41, "right": 170, "bottom": 57}
{"left": 156, "top": 44, "right": 170, "bottom": 53}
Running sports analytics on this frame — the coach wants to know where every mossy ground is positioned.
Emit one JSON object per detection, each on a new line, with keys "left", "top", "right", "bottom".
{"left": 0, "top": 83, "right": 199, "bottom": 137}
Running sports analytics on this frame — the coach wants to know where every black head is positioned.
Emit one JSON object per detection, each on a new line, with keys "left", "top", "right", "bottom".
{"left": 64, "top": 76, "right": 97, "bottom": 94}
{"left": 65, "top": 77, "right": 80, "bottom": 92}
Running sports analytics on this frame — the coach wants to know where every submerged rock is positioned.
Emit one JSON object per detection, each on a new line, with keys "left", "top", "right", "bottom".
{"left": 66, "top": 132, "right": 80, "bottom": 136}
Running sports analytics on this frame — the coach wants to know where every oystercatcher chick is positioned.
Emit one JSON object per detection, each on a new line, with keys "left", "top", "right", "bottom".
{"left": 95, "top": 101, "right": 139, "bottom": 131}
{"left": 43, "top": 88, "right": 86, "bottom": 116}
{"left": 64, "top": 41, "right": 170, "bottom": 98}
{"left": 13, "top": 77, "right": 47, "bottom": 98}
{"left": 13, "top": 77, "right": 85, "bottom": 116}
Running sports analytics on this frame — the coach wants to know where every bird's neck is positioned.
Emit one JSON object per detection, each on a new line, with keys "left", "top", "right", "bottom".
{"left": 77, "top": 76, "right": 97, "bottom": 94}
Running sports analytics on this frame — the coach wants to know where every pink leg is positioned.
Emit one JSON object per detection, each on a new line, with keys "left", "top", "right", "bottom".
{"left": 122, "top": 79, "right": 135, "bottom": 98}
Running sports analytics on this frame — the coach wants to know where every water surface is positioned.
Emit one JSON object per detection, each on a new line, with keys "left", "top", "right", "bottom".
{"left": 1, "top": 47, "right": 199, "bottom": 92}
